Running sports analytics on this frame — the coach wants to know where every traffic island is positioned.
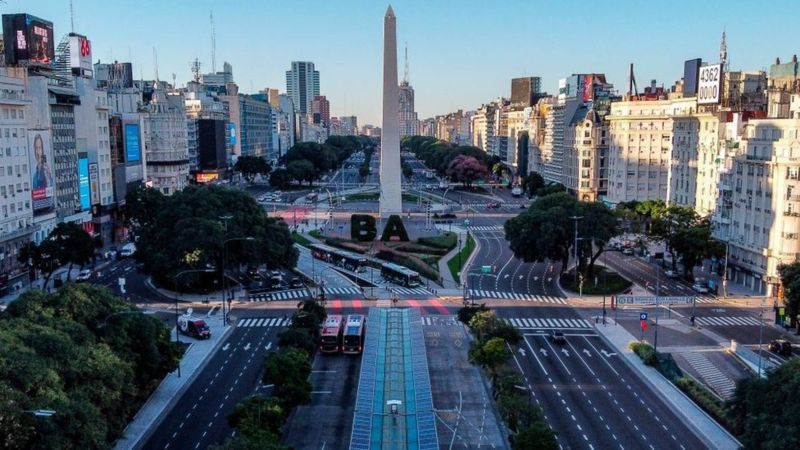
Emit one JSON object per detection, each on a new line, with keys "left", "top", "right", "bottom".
{"left": 559, "top": 268, "right": 632, "bottom": 296}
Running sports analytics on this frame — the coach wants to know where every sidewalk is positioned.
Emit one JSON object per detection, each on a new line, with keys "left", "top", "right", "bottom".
{"left": 436, "top": 225, "right": 481, "bottom": 291}
{"left": 593, "top": 317, "right": 741, "bottom": 450}
{"left": 113, "top": 310, "right": 233, "bottom": 450}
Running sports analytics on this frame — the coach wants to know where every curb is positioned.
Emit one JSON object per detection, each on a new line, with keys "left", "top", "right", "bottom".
{"left": 115, "top": 322, "right": 235, "bottom": 450}
{"left": 592, "top": 323, "right": 741, "bottom": 450}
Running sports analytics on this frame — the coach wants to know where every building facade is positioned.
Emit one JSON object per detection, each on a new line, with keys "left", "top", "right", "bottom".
{"left": 285, "top": 61, "right": 320, "bottom": 115}
{"left": 399, "top": 81, "right": 419, "bottom": 138}
{"left": 143, "top": 87, "right": 189, "bottom": 195}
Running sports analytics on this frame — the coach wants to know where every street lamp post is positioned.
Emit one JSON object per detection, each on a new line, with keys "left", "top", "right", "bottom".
{"left": 222, "top": 236, "right": 255, "bottom": 324}
{"left": 172, "top": 268, "right": 215, "bottom": 377}
{"left": 570, "top": 216, "right": 583, "bottom": 285}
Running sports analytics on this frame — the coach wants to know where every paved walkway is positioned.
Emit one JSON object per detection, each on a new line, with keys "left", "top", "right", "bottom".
{"left": 113, "top": 310, "right": 233, "bottom": 450}
{"left": 593, "top": 317, "right": 741, "bottom": 450}
{"left": 436, "top": 226, "right": 481, "bottom": 291}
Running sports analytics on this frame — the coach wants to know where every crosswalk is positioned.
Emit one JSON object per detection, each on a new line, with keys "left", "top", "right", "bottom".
{"left": 386, "top": 286, "right": 435, "bottom": 296}
{"left": 236, "top": 317, "right": 291, "bottom": 328}
{"left": 248, "top": 288, "right": 312, "bottom": 302}
{"left": 468, "top": 289, "right": 567, "bottom": 304}
{"left": 501, "top": 317, "right": 593, "bottom": 329}
{"left": 465, "top": 225, "right": 505, "bottom": 232}
{"left": 696, "top": 316, "right": 763, "bottom": 326}
{"left": 421, "top": 316, "right": 461, "bottom": 326}
{"left": 679, "top": 352, "right": 736, "bottom": 399}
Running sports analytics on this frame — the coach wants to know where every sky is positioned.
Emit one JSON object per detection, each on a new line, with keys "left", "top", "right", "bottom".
{"left": 6, "top": 1, "right": 799, "bottom": 125}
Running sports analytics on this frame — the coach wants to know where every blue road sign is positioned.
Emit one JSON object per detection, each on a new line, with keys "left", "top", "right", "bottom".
{"left": 640, "top": 312, "right": 648, "bottom": 321}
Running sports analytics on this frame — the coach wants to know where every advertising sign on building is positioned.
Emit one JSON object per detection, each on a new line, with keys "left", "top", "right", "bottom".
{"left": 68, "top": 33, "right": 92, "bottom": 77}
{"left": 195, "top": 172, "right": 219, "bottom": 183}
{"left": 124, "top": 123, "right": 141, "bottom": 162}
{"left": 28, "top": 130, "right": 54, "bottom": 211}
{"left": 89, "top": 163, "right": 100, "bottom": 205}
{"left": 2, "top": 14, "right": 55, "bottom": 67}
{"left": 78, "top": 157, "right": 90, "bottom": 210}
{"left": 697, "top": 64, "right": 722, "bottom": 105}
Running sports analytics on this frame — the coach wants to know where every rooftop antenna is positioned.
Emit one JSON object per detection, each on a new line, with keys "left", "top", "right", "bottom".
{"left": 210, "top": 11, "right": 217, "bottom": 73}
{"left": 403, "top": 41, "right": 409, "bottom": 84}
{"left": 720, "top": 28, "right": 728, "bottom": 71}
{"left": 69, "top": 0, "right": 75, "bottom": 33}
{"left": 191, "top": 58, "right": 202, "bottom": 82}
{"left": 152, "top": 47, "right": 159, "bottom": 82}
{"left": 172, "top": 73, "right": 176, "bottom": 89}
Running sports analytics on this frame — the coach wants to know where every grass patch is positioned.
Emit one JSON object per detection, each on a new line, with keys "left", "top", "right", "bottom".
{"left": 418, "top": 231, "right": 457, "bottom": 250}
{"left": 376, "top": 249, "right": 439, "bottom": 282}
{"left": 447, "top": 234, "right": 476, "bottom": 285}
{"left": 402, "top": 192, "right": 421, "bottom": 203}
{"left": 308, "top": 229, "right": 323, "bottom": 240}
{"left": 291, "top": 232, "right": 311, "bottom": 247}
{"left": 342, "top": 192, "right": 379, "bottom": 202}
{"left": 560, "top": 268, "right": 632, "bottom": 295}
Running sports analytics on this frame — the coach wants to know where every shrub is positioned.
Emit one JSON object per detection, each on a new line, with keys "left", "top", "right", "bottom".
{"left": 457, "top": 304, "right": 489, "bottom": 325}
{"left": 675, "top": 377, "right": 733, "bottom": 431}
{"left": 418, "top": 232, "right": 458, "bottom": 250}
{"left": 629, "top": 341, "right": 657, "bottom": 366}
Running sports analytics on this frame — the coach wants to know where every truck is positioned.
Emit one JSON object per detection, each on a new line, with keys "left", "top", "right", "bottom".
{"left": 178, "top": 309, "right": 211, "bottom": 340}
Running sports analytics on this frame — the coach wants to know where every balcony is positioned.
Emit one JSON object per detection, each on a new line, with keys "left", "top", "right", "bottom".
{"left": 783, "top": 211, "right": 800, "bottom": 217}
{"left": 786, "top": 194, "right": 800, "bottom": 201}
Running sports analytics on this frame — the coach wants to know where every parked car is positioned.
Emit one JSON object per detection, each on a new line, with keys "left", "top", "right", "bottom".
{"left": 550, "top": 330, "right": 566, "bottom": 344}
{"left": 76, "top": 269, "right": 92, "bottom": 282}
{"left": 691, "top": 283, "right": 709, "bottom": 294}
{"left": 664, "top": 270, "right": 677, "bottom": 278}
{"left": 769, "top": 339, "right": 793, "bottom": 356}
{"left": 622, "top": 247, "right": 634, "bottom": 255}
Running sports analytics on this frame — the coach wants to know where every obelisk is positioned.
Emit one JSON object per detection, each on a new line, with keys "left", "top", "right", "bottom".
{"left": 379, "top": 5, "right": 402, "bottom": 218}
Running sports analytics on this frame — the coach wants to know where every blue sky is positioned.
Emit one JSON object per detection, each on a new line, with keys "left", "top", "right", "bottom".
{"left": 7, "top": 1, "right": 797, "bottom": 125}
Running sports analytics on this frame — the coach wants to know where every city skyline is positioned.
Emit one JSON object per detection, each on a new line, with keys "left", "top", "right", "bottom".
{"left": 9, "top": 0, "right": 800, "bottom": 124}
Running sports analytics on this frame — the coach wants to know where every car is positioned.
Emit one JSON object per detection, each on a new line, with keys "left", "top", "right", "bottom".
{"left": 76, "top": 269, "right": 92, "bottom": 282}
{"left": 769, "top": 339, "right": 793, "bottom": 356}
{"left": 664, "top": 270, "right": 677, "bottom": 278}
{"left": 550, "top": 330, "right": 566, "bottom": 344}
{"left": 622, "top": 247, "right": 634, "bottom": 255}
{"left": 486, "top": 202, "right": 501, "bottom": 209}
{"left": 691, "top": 283, "right": 709, "bottom": 294}
{"left": 290, "top": 278, "right": 304, "bottom": 288}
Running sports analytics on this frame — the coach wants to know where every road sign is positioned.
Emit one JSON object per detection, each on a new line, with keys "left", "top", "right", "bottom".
{"left": 481, "top": 265, "right": 492, "bottom": 274}
{"left": 640, "top": 312, "right": 648, "bottom": 321}
{"left": 615, "top": 295, "right": 695, "bottom": 305}
{"left": 464, "top": 219, "right": 470, "bottom": 226}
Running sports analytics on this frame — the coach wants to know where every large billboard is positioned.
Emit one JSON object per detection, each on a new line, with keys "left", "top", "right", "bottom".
{"left": 68, "top": 33, "right": 93, "bottom": 77}
{"left": 89, "top": 163, "right": 100, "bottom": 206}
{"left": 28, "top": 130, "right": 54, "bottom": 211}
{"left": 2, "top": 14, "right": 55, "bottom": 67}
{"left": 124, "top": 123, "right": 141, "bottom": 162}
{"left": 698, "top": 64, "right": 722, "bottom": 105}
{"left": 78, "top": 157, "right": 90, "bottom": 210}
{"left": 683, "top": 58, "right": 702, "bottom": 96}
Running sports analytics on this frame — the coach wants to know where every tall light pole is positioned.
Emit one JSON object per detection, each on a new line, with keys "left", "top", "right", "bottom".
{"left": 222, "top": 236, "right": 255, "bottom": 324}
{"left": 172, "top": 268, "right": 215, "bottom": 377}
{"left": 570, "top": 216, "right": 583, "bottom": 285}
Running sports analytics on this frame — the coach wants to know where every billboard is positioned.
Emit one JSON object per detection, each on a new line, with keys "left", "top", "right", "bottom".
{"left": 683, "top": 58, "right": 702, "bottom": 96}
{"left": 89, "top": 163, "right": 100, "bottom": 205}
{"left": 68, "top": 33, "right": 92, "bottom": 77}
{"left": 124, "top": 123, "right": 141, "bottom": 162}
{"left": 78, "top": 157, "right": 90, "bottom": 210}
{"left": 698, "top": 64, "right": 722, "bottom": 105}
{"left": 28, "top": 130, "right": 54, "bottom": 211}
{"left": 195, "top": 172, "right": 219, "bottom": 183}
{"left": 229, "top": 122, "right": 237, "bottom": 146}
{"left": 2, "top": 14, "right": 55, "bottom": 67}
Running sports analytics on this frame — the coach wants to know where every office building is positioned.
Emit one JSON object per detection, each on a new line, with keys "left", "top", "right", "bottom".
{"left": 511, "top": 77, "right": 542, "bottom": 107}
{"left": 285, "top": 61, "right": 320, "bottom": 115}
{"left": 399, "top": 80, "right": 419, "bottom": 138}
{"left": 200, "top": 61, "right": 234, "bottom": 92}
{"left": 312, "top": 95, "right": 330, "bottom": 126}
{"left": 142, "top": 86, "right": 189, "bottom": 195}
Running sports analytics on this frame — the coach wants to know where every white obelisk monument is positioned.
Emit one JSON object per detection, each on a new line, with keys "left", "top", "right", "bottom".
{"left": 379, "top": 5, "right": 402, "bottom": 218}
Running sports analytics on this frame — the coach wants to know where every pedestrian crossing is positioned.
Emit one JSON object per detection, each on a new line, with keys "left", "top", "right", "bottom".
{"left": 465, "top": 225, "right": 505, "bottom": 232}
{"left": 248, "top": 288, "right": 312, "bottom": 302}
{"left": 421, "top": 316, "right": 461, "bottom": 326}
{"left": 501, "top": 317, "right": 593, "bottom": 329}
{"left": 387, "top": 286, "right": 435, "bottom": 296}
{"left": 322, "top": 286, "right": 364, "bottom": 295}
{"left": 679, "top": 352, "right": 736, "bottom": 399}
{"left": 468, "top": 289, "right": 567, "bottom": 304}
{"left": 696, "top": 316, "right": 763, "bottom": 326}
{"left": 236, "top": 317, "right": 292, "bottom": 328}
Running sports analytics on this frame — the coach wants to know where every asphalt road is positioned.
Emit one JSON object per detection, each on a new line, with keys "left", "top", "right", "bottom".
{"left": 496, "top": 305, "right": 708, "bottom": 450}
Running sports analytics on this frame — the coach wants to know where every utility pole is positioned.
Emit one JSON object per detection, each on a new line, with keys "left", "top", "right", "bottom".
{"left": 570, "top": 216, "right": 583, "bottom": 285}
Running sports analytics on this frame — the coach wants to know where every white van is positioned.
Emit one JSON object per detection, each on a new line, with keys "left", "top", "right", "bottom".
{"left": 120, "top": 243, "right": 136, "bottom": 258}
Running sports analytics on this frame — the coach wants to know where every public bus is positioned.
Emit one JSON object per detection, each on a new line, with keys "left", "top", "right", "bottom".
{"left": 342, "top": 314, "right": 366, "bottom": 355}
{"left": 309, "top": 243, "right": 368, "bottom": 272}
{"left": 380, "top": 262, "right": 422, "bottom": 287}
{"left": 319, "top": 314, "right": 344, "bottom": 353}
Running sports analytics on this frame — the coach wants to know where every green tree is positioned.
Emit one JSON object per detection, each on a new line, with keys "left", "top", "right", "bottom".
{"left": 234, "top": 156, "right": 271, "bottom": 184}
{"left": 269, "top": 168, "right": 292, "bottom": 190}
{"left": 511, "top": 422, "right": 559, "bottom": 450}
{"left": 468, "top": 310, "right": 496, "bottom": 340}
{"left": 287, "top": 159, "right": 317, "bottom": 185}
{"left": 227, "top": 395, "right": 286, "bottom": 436}
{"left": 128, "top": 185, "right": 297, "bottom": 290}
{"left": 351, "top": 214, "right": 377, "bottom": 241}
{"left": 650, "top": 205, "right": 722, "bottom": 278}
{"left": 264, "top": 348, "right": 312, "bottom": 408}
{"left": 535, "top": 183, "right": 566, "bottom": 197}
{"left": 728, "top": 358, "right": 800, "bottom": 449}
{"left": 468, "top": 337, "right": 510, "bottom": 377}
{"left": 209, "top": 429, "right": 288, "bottom": 450}
{"left": 358, "top": 165, "right": 370, "bottom": 179}
{"left": 521, "top": 172, "right": 544, "bottom": 198}
{"left": 17, "top": 239, "right": 60, "bottom": 289}
{"left": 126, "top": 185, "right": 166, "bottom": 230}
{"left": 277, "top": 328, "right": 316, "bottom": 355}
{"left": 779, "top": 262, "right": 800, "bottom": 330}
{"left": 50, "top": 222, "right": 95, "bottom": 280}
{"left": 457, "top": 304, "right": 489, "bottom": 325}
{"left": 402, "top": 162, "right": 414, "bottom": 179}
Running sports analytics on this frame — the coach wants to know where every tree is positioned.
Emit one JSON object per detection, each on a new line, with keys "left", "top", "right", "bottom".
{"left": 209, "top": 429, "right": 288, "bottom": 450}
{"left": 129, "top": 185, "right": 297, "bottom": 290}
{"left": 457, "top": 304, "right": 489, "bottom": 325}
{"left": 358, "top": 165, "right": 370, "bottom": 179}
{"left": 277, "top": 328, "right": 316, "bottom": 355}
{"left": 535, "top": 183, "right": 566, "bottom": 197}
{"left": 468, "top": 337, "right": 510, "bottom": 377}
{"left": 264, "top": 348, "right": 312, "bottom": 408}
{"left": 269, "top": 168, "right": 292, "bottom": 190}
{"left": 126, "top": 185, "right": 166, "bottom": 230}
{"left": 728, "top": 358, "right": 800, "bottom": 449}
{"left": 650, "top": 205, "right": 722, "bottom": 278}
{"left": 521, "top": 172, "right": 544, "bottom": 198}
{"left": 49, "top": 222, "right": 95, "bottom": 280}
{"left": 779, "top": 262, "right": 800, "bottom": 330}
{"left": 511, "top": 422, "right": 559, "bottom": 450}
{"left": 286, "top": 159, "right": 317, "bottom": 185}
{"left": 351, "top": 214, "right": 377, "bottom": 242}
{"left": 446, "top": 155, "right": 491, "bottom": 187}
{"left": 234, "top": 156, "right": 271, "bottom": 184}
{"left": 227, "top": 395, "right": 286, "bottom": 437}
{"left": 468, "top": 310, "right": 497, "bottom": 340}
{"left": 402, "top": 162, "right": 414, "bottom": 179}
{"left": 17, "top": 239, "right": 60, "bottom": 289}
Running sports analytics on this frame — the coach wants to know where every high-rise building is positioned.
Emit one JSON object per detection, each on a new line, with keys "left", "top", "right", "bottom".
{"left": 511, "top": 77, "right": 542, "bottom": 107}
{"left": 312, "top": 95, "right": 330, "bottom": 126}
{"left": 399, "top": 46, "right": 419, "bottom": 138}
{"left": 143, "top": 86, "right": 189, "bottom": 195}
{"left": 200, "top": 61, "right": 233, "bottom": 92}
{"left": 285, "top": 61, "right": 320, "bottom": 115}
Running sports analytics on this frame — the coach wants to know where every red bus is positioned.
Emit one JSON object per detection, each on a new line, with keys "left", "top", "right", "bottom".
{"left": 342, "top": 314, "right": 366, "bottom": 355}
{"left": 319, "top": 315, "right": 344, "bottom": 353}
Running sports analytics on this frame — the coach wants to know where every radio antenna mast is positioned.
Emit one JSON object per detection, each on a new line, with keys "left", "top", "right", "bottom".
{"left": 69, "top": 0, "right": 75, "bottom": 32}
{"left": 210, "top": 11, "right": 217, "bottom": 73}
